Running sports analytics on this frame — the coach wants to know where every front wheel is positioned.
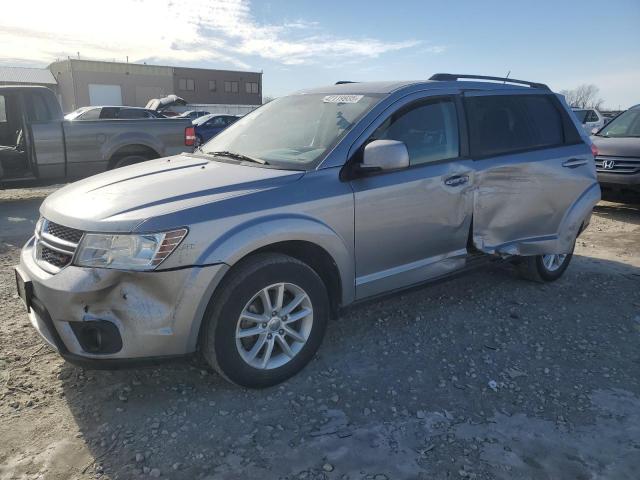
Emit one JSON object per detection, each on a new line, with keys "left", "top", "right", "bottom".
{"left": 201, "top": 253, "right": 329, "bottom": 388}
{"left": 517, "top": 253, "right": 573, "bottom": 282}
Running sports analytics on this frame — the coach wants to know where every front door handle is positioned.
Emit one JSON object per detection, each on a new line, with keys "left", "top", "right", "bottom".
{"left": 562, "top": 158, "right": 588, "bottom": 168}
{"left": 444, "top": 174, "right": 469, "bottom": 187}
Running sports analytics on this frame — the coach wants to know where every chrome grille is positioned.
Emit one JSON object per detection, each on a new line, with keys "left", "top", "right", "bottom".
{"left": 34, "top": 218, "right": 84, "bottom": 273}
{"left": 44, "top": 221, "right": 83, "bottom": 244}
{"left": 595, "top": 155, "right": 640, "bottom": 175}
{"left": 39, "top": 245, "right": 72, "bottom": 268}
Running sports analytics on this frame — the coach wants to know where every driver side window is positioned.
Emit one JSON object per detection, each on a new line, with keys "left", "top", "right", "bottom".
{"left": 372, "top": 99, "right": 459, "bottom": 166}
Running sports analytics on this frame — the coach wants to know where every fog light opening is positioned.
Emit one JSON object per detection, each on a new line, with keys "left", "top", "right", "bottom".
{"left": 70, "top": 320, "right": 123, "bottom": 354}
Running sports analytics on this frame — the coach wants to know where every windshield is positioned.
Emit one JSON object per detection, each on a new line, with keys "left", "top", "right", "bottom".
{"left": 597, "top": 108, "right": 640, "bottom": 137}
{"left": 573, "top": 110, "right": 588, "bottom": 123}
{"left": 201, "top": 93, "right": 382, "bottom": 169}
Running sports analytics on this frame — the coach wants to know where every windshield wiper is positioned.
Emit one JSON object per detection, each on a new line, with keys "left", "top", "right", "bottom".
{"left": 209, "top": 150, "right": 268, "bottom": 165}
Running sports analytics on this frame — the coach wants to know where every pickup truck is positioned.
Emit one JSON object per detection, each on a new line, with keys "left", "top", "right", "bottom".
{"left": 0, "top": 86, "right": 194, "bottom": 182}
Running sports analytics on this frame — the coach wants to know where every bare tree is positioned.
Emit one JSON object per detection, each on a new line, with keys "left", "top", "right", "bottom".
{"left": 559, "top": 84, "right": 604, "bottom": 110}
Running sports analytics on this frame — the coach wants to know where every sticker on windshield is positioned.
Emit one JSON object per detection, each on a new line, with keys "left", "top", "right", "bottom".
{"left": 323, "top": 95, "right": 363, "bottom": 104}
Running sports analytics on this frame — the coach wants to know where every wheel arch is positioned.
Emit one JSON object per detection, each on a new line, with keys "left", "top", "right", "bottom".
{"left": 187, "top": 216, "right": 354, "bottom": 352}
{"left": 107, "top": 143, "right": 160, "bottom": 169}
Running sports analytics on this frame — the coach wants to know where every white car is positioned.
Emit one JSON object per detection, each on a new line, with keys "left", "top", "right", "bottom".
{"left": 573, "top": 108, "right": 606, "bottom": 134}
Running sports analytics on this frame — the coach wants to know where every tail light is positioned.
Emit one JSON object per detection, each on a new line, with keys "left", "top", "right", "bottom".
{"left": 591, "top": 143, "right": 599, "bottom": 157}
{"left": 185, "top": 126, "right": 196, "bottom": 147}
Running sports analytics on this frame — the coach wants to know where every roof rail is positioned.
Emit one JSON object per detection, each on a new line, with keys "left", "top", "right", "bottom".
{"left": 429, "top": 73, "right": 549, "bottom": 90}
{"left": 335, "top": 80, "right": 357, "bottom": 85}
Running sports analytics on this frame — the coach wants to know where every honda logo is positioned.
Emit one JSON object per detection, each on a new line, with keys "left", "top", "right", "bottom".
{"left": 601, "top": 159, "right": 615, "bottom": 170}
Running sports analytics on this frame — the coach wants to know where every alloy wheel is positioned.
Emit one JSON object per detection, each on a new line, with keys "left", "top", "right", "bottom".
{"left": 235, "top": 282, "right": 313, "bottom": 370}
{"left": 541, "top": 254, "right": 567, "bottom": 272}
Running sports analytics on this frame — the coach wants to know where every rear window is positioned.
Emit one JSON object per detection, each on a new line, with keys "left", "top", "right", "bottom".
{"left": 466, "top": 94, "right": 575, "bottom": 158}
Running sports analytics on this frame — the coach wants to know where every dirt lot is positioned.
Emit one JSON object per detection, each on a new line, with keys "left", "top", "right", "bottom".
{"left": 1, "top": 187, "right": 639, "bottom": 480}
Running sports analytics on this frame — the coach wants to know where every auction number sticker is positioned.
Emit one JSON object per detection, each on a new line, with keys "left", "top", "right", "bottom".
{"left": 323, "top": 95, "right": 363, "bottom": 103}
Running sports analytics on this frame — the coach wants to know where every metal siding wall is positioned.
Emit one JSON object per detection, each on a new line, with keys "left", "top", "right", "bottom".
{"left": 172, "top": 67, "right": 262, "bottom": 106}
{"left": 49, "top": 60, "right": 262, "bottom": 110}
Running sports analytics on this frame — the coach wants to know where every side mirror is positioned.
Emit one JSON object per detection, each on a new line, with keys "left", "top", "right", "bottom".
{"left": 361, "top": 140, "right": 409, "bottom": 172}
{"left": 591, "top": 127, "right": 599, "bottom": 135}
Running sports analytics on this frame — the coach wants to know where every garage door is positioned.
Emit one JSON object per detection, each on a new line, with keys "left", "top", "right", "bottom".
{"left": 88, "top": 84, "right": 123, "bottom": 106}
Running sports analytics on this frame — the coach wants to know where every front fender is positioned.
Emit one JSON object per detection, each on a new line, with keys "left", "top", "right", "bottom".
{"left": 199, "top": 214, "right": 355, "bottom": 305}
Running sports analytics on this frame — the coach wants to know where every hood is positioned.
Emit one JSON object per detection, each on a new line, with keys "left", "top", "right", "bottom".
{"left": 41, "top": 154, "right": 304, "bottom": 232}
{"left": 591, "top": 135, "right": 640, "bottom": 157}
{"left": 145, "top": 94, "right": 187, "bottom": 112}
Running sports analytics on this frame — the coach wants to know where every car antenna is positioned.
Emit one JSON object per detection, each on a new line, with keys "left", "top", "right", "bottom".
{"left": 503, "top": 70, "right": 511, "bottom": 84}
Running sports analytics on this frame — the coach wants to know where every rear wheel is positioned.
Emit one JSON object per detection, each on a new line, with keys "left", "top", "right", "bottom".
{"left": 201, "top": 253, "right": 329, "bottom": 388}
{"left": 517, "top": 252, "right": 573, "bottom": 282}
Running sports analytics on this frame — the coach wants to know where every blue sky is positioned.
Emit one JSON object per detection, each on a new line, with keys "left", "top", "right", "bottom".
{"left": 249, "top": 0, "right": 640, "bottom": 108}
{"left": 1, "top": 0, "right": 638, "bottom": 108}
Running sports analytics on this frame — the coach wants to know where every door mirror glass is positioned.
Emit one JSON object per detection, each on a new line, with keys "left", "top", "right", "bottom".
{"left": 362, "top": 140, "right": 409, "bottom": 171}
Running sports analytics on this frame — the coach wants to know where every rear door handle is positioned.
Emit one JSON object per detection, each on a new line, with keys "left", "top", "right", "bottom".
{"left": 444, "top": 174, "right": 469, "bottom": 187}
{"left": 562, "top": 158, "right": 588, "bottom": 168}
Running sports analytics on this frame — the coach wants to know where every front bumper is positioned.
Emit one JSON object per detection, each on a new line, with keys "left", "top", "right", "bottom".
{"left": 597, "top": 171, "right": 640, "bottom": 188}
{"left": 16, "top": 237, "right": 228, "bottom": 363}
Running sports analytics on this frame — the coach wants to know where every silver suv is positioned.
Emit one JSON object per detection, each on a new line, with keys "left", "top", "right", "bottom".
{"left": 15, "top": 74, "right": 600, "bottom": 388}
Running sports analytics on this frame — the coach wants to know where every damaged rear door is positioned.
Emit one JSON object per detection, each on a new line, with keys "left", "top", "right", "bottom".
{"left": 465, "top": 91, "right": 598, "bottom": 255}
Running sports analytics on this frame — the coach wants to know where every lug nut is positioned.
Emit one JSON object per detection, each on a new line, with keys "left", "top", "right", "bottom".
{"left": 282, "top": 315, "right": 288, "bottom": 321}
{"left": 261, "top": 323, "right": 267, "bottom": 328}
{"left": 271, "top": 311, "right": 277, "bottom": 316}
{"left": 279, "top": 329, "right": 284, "bottom": 335}
{"left": 267, "top": 333, "right": 273, "bottom": 339}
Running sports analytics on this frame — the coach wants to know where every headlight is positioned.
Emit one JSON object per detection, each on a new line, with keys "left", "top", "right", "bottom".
{"left": 74, "top": 229, "right": 188, "bottom": 271}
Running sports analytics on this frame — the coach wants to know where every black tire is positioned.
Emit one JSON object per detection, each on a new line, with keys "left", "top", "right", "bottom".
{"left": 517, "top": 252, "right": 573, "bottom": 282}
{"left": 111, "top": 154, "right": 149, "bottom": 169}
{"left": 201, "top": 253, "right": 329, "bottom": 388}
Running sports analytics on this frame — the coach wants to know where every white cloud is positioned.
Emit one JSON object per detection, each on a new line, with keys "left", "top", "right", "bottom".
{"left": 0, "top": 0, "right": 430, "bottom": 69}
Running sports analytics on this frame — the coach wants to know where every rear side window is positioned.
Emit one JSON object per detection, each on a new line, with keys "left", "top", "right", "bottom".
{"left": 585, "top": 110, "right": 599, "bottom": 122}
{"left": 78, "top": 108, "right": 101, "bottom": 120}
{"left": 25, "top": 93, "right": 52, "bottom": 122}
{"left": 100, "top": 107, "right": 119, "bottom": 119}
{"left": 0, "top": 95, "right": 6, "bottom": 123}
{"left": 466, "top": 94, "right": 572, "bottom": 158}
{"left": 118, "top": 108, "right": 147, "bottom": 119}
{"left": 371, "top": 99, "right": 459, "bottom": 166}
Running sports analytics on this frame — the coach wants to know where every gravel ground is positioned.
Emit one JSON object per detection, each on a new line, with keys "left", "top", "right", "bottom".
{"left": 1, "top": 187, "right": 639, "bottom": 480}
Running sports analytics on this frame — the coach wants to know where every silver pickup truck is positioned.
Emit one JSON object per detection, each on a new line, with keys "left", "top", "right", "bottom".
{"left": 0, "top": 86, "right": 194, "bottom": 182}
